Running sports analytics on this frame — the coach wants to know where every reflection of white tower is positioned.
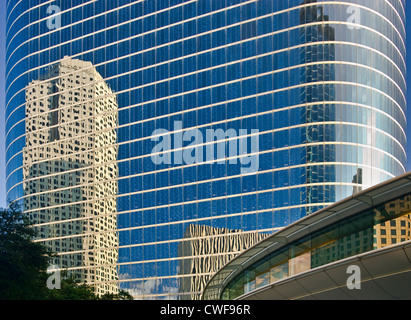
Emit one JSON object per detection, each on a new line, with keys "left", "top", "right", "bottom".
{"left": 23, "top": 57, "right": 119, "bottom": 296}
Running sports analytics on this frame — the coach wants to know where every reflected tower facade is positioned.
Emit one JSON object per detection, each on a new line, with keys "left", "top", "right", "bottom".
{"left": 23, "top": 58, "right": 119, "bottom": 295}
{"left": 6, "top": 1, "right": 406, "bottom": 299}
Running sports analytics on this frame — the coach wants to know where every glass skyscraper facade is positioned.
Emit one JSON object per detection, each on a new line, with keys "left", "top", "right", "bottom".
{"left": 5, "top": 0, "right": 406, "bottom": 299}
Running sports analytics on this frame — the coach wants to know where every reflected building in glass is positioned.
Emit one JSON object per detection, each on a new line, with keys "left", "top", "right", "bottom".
{"left": 299, "top": 1, "right": 336, "bottom": 214}
{"left": 6, "top": 0, "right": 406, "bottom": 299}
{"left": 23, "top": 57, "right": 119, "bottom": 296}
{"left": 177, "top": 224, "right": 268, "bottom": 300}
{"left": 374, "top": 195, "right": 411, "bottom": 248}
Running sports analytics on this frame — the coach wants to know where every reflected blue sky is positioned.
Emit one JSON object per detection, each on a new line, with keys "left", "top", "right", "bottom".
{"left": 1, "top": 0, "right": 6, "bottom": 208}
{"left": 0, "top": 1, "right": 409, "bottom": 209}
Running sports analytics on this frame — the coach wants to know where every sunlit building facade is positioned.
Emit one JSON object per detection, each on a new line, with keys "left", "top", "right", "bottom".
{"left": 6, "top": 1, "right": 406, "bottom": 299}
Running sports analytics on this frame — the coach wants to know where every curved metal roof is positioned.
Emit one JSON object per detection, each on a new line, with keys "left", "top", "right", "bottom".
{"left": 202, "top": 172, "right": 411, "bottom": 300}
{"left": 237, "top": 240, "right": 411, "bottom": 300}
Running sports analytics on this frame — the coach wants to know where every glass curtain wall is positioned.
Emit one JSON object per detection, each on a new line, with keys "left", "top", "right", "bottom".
{"left": 6, "top": 0, "right": 406, "bottom": 299}
{"left": 220, "top": 192, "right": 411, "bottom": 300}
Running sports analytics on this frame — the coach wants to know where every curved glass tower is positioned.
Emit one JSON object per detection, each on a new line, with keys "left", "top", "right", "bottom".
{"left": 5, "top": 0, "right": 406, "bottom": 299}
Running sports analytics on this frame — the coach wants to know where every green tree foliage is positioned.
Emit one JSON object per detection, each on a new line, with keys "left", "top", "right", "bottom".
{"left": 99, "top": 290, "right": 134, "bottom": 301}
{"left": 0, "top": 204, "right": 133, "bottom": 300}
{"left": 44, "top": 272, "right": 97, "bottom": 300}
{"left": 0, "top": 202, "right": 52, "bottom": 299}
{"left": 45, "top": 271, "right": 133, "bottom": 300}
